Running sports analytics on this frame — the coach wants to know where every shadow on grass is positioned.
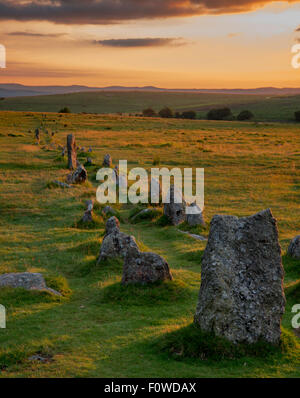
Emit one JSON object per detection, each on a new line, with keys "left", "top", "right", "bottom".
{"left": 74, "top": 257, "right": 123, "bottom": 278}
{"left": 283, "top": 254, "right": 300, "bottom": 281}
{"left": 285, "top": 279, "right": 300, "bottom": 303}
{"left": 155, "top": 323, "right": 298, "bottom": 362}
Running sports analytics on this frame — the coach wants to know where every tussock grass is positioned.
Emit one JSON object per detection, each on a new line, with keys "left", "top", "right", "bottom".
{"left": 73, "top": 214, "right": 104, "bottom": 230}
{"left": 44, "top": 275, "right": 72, "bottom": 297}
{"left": 100, "top": 279, "right": 191, "bottom": 306}
{"left": 130, "top": 207, "right": 162, "bottom": 224}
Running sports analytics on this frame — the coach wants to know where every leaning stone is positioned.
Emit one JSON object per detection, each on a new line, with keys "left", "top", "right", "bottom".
{"left": 103, "top": 154, "right": 112, "bottom": 167}
{"left": 194, "top": 209, "right": 285, "bottom": 345}
{"left": 0, "top": 272, "right": 61, "bottom": 295}
{"left": 52, "top": 180, "right": 73, "bottom": 189}
{"left": 177, "top": 229, "right": 207, "bottom": 241}
{"left": 287, "top": 236, "right": 300, "bottom": 259}
{"left": 186, "top": 202, "right": 205, "bottom": 226}
{"left": 163, "top": 184, "right": 186, "bottom": 225}
{"left": 67, "top": 134, "right": 77, "bottom": 170}
{"left": 122, "top": 246, "right": 173, "bottom": 285}
{"left": 66, "top": 164, "right": 87, "bottom": 184}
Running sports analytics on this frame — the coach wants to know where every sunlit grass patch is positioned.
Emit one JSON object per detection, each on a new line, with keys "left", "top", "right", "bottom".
{"left": 44, "top": 275, "right": 72, "bottom": 298}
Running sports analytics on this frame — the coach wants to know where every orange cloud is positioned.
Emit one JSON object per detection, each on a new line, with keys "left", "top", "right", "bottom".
{"left": 0, "top": 1, "right": 298, "bottom": 24}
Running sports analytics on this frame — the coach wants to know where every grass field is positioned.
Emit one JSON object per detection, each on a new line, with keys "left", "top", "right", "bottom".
{"left": 1, "top": 91, "right": 300, "bottom": 122}
{"left": 0, "top": 110, "right": 299, "bottom": 377}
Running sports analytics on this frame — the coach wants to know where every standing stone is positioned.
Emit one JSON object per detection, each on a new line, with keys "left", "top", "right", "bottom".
{"left": 66, "top": 164, "right": 87, "bottom": 184}
{"left": 67, "top": 134, "right": 77, "bottom": 170}
{"left": 149, "top": 177, "right": 162, "bottom": 204}
{"left": 86, "top": 157, "right": 93, "bottom": 166}
{"left": 35, "top": 128, "right": 40, "bottom": 144}
{"left": 122, "top": 246, "right": 173, "bottom": 285}
{"left": 194, "top": 209, "right": 285, "bottom": 345}
{"left": 287, "top": 235, "right": 300, "bottom": 259}
{"left": 186, "top": 202, "right": 205, "bottom": 226}
{"left": 113, "top": 166, "right": 119, "bottom": 185}
{"left": 97, "top": 216, "right": 138, "bottom": 264}
{"left": 163, "top": 184, "right": 186, "bottom": 225}
{"left": 103, "top": 154, "right": 112, "bottom": 168}
{"left": 81, "top": 200, "right": 94, "bottom": 223}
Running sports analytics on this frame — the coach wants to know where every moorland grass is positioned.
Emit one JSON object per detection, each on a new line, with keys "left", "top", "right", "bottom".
{"left": 0, "top": 111, "right": 299, "bottom": 377}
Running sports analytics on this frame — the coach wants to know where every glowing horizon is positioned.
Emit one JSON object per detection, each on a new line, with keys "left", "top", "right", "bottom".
{"left": 0, "top": 1, "right": 300, "bottom": 89}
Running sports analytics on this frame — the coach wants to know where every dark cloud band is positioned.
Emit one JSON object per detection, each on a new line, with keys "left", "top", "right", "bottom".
{"left": 94, "top": 38, "right": 186, "bottom": 47}
{"left": 0, "top": 0, "right": 297, "bottom": 25}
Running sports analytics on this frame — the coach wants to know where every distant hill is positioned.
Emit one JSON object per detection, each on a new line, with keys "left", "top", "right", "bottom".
{"left": 1, "top": 83, "right": 300, "bottom": 98}
{"left": 1, "top": 90, "right": 300, "bottom": 122}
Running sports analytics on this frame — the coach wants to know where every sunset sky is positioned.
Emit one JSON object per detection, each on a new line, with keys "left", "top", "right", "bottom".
{"left": 0, "top": 0, "right": 300, "bottom": 88}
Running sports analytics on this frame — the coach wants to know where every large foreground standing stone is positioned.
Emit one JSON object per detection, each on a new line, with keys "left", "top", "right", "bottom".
{"left": 97, "top": 217, "right": 139, "bottom": 263}
{"left": 122, "top": 246, "right": 173, "bottom": 285}
{"left": 0, "top": 273, "right": 61, "bottom": 295}
{"left": 287, "top": 235, "right": 300, "bottom": 259}
{"left": 194, "top": 209, "right": 285, "bottom": 345}
{"left": 163, "top": 184, "right": 186, "bottom": 225}
{"left": 67, "top": 134, "right": 77, "bottom": 170}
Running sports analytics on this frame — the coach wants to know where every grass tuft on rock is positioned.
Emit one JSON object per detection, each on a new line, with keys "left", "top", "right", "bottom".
{"left": 73, "top": 214, "right": 104, "bottom": 229}
{"left": 179, "top": 221, "right": 209, "bottom": 236}
{"left": 130, "top": 208, "right": 162, "bottom": 224}
{"left": 157, "top": 323, "right": 298, "bottom": 361}
{"left": 100, "top": 279, "right": 191, "bottom": 306}
{"left": 44, "top": 275, "right": 72, "bottom": 297}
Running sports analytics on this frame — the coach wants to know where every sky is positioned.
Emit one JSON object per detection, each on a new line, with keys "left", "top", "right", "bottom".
{"left": 0, "top": 0, "right": 300, "bottom": 88}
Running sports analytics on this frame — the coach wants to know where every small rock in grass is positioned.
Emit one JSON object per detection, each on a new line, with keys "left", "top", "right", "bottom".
{"left": 186, "top": 202, "right": 205, "bottom": 226}
{"left": 287, "top": 235, "right": 300, "bottom": 259}
{"left": 163, "top": 184, "right": 186, "bottom": 226}
{"left": 122, "top": 246, "right": 173, "bottom": 285}
{"left": 0, "top": 272, "right": 61, "bottom": 295}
